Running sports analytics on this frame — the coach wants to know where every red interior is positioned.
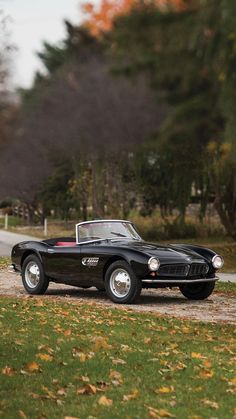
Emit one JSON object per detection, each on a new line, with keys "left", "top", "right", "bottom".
{"left": 56, "top": 241, "right": 77, "bottom": 246}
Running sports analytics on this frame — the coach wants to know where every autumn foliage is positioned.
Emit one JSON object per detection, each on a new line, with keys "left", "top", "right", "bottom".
{"left": 82, "top": 0, "right": 187, "bottom": 36}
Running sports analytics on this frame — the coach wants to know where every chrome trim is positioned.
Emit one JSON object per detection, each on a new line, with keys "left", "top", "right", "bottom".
{"left": 212, "top": 254, "right": 224, "bottom": 269}
{"left": 75, "top": 219, "right": 136, "bottom": 245}
{"left": 8, "top": 264, "right": 17, "bottom": 272}
{"left": 142, "top": 277, "right": 219, "bottom": 284}
{"left": 47, "top": 248, "right": 55, "bottom": 253}
{"left": 148, "top": 257, "right": 160, "bottom": 271}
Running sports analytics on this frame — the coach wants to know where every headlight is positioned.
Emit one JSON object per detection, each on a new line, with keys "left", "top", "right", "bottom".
{"left": 212, "top": 255, "right": 224, "bottom": 269}
{"left": 148, "top": 257, "right": 160, "bottom": 271}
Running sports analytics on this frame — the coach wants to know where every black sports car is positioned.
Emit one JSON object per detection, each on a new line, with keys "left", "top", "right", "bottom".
{"left": 11, "top": 219, "right": 224, "bottom": 304}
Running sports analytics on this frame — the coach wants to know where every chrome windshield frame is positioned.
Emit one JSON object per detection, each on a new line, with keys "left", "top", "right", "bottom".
{"left": 75, "top": 220, "right": 140, "bottom": 245}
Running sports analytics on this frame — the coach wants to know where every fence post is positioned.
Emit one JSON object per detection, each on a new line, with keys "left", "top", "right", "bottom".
{"left": 44, "top": 218, "right": 48, "bottom": 237}
{"left": 4, "top": 213, "right": 8, "bottom": 230}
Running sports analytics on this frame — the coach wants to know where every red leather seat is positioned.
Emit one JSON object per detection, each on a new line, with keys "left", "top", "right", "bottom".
{"left": 56, "top": 241, "right": 77, "bottom": 246}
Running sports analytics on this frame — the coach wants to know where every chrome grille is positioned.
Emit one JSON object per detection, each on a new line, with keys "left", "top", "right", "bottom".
{"left": 189, "top": 263, "right": 208, "bottom": 277}
{"left": 158, "top": 264, "right": 189, "bottom": 276}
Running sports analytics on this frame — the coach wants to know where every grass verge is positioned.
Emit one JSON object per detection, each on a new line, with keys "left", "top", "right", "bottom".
{"left": 0, "top": 257, "right": 10, "bottom": 271}
{"left": 0, "top": 298, "right": 235, "bottom": 419}
{"left": 215, "top": 281, "right": 236, "bottom": 295}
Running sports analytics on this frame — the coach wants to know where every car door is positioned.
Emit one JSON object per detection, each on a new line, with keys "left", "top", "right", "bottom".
{"left": 43, "top": 245, "right": 83, "bottom": 283}
{"left": 78, "top": 243, "right": 109, "bottom": 287}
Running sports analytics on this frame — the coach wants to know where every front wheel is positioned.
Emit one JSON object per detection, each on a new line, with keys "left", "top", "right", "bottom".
{"left": 179, "top": 282, "right": 215, "bottom": 300}
{"left": 104, "top": 261, "right": 141, "bottom": 304}
{"left": 22, "top": 255, "right": 49, "bottom": 295}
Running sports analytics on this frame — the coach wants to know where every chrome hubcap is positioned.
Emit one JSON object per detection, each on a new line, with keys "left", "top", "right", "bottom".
{"left": 25, "top": 262, "right": 40, "bottom": 288}
{"left": 110, "top": 268, "right": 131, "bottom": 298}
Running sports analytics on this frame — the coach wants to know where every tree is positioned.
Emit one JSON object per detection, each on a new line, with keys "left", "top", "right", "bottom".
{"left": 110, "top": 0, "right": 236, "bottom": 238}
{"left": 0, "top": 21, "right": 163, "bottom": 218}
{"left": 0, "top": 8, "right": 13, "bottom": 148}
{"left": 82, "top": 0, "right": 188, "bottom": 37}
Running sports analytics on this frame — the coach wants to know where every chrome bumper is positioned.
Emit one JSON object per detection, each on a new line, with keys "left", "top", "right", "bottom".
{"left": 142, "top": 276, "right": 219, "bottom": 285}
{"left": 8, "top": 264, "right": 18, "bottom": 273}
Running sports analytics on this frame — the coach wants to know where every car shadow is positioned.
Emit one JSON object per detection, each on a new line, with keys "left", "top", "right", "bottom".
{"left": 45, "top": 286, "right": 193, "bottom": 305}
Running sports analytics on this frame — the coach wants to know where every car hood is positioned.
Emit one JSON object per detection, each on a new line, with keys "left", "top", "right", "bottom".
{"left": 109, "top": 240, "right": 206, "bottom": 263}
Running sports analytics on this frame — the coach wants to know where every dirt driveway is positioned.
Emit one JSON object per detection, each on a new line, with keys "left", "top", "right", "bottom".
{"left": 0, "top": 270, "right": 235, "bottom": 325}
{"left": 0, "top": 271, "right": 236, "bottom": 324}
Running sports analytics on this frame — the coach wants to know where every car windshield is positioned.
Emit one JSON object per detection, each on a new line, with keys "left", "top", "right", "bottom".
{"left": 77, "top": 221, "right": 141, "bottom": 242}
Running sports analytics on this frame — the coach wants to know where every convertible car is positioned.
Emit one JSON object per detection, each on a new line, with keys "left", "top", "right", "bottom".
{"left": 11, "top": 219, "right": 224, "bottom": 304}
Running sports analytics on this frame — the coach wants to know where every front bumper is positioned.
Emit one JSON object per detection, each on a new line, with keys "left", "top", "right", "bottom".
{"left": 9, "top": 264, "right": 20, "bottom": 273}
{"left": 142, "top": 276, "right": 219, "bottom": 285}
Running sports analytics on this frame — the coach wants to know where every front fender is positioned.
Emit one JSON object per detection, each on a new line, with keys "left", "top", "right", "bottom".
{"left": 171, "top": 244, "right": 216, "bottom": 263}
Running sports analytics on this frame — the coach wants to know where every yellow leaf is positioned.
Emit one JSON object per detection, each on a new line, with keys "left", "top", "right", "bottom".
{"left": 199, "top": 369, "right": 214, "bottom": 379}
{"left": 203, "top": 360, "right": 212, "bottom": 368}
{"left": 123, "top": 389, "right": 139, "bottom": 401}
{"left": 156, "top": 386, "right": 174, "bottom": 394}
{"left": 230, "top": 377, "right": 236, "bottom": 384}
{"left": 182, "top": 327, "right": 190, "bottom": 334}
{"left": 191, "top": 352, "right": 205, "bottom": 359}
{"left": 36, "top": 353, "right": 53, "bottom": 362}
{"left": 25, "top": 361, "right": 40, "bottom": 373}
{"left": 78, "top": 353, "right": 86, "bottom": 363}
{"left": 93, "top": 336, "right": 112, "bottom": 351}
{"left": 98, "top": 395, "right": 113, "bottom": 406}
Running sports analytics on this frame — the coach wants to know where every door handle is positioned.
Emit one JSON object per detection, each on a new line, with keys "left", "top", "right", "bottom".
{"left": 47, "top": 248, "right": 55, "bottom": 254}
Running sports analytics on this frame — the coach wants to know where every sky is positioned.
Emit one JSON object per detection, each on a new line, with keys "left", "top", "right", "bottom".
{"left": 2, "top": 0, "right": 98, "bottom": 88}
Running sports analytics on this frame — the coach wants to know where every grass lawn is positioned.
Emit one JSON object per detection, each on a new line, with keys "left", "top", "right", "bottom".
{"left": 0, "top": 257, "right": 9, "bottom": 270}
{"left": 0, "top": 298, "right": 235, "bottom": 419}
{"left": 215, "top": 281, "right": 236, "bottom": 295}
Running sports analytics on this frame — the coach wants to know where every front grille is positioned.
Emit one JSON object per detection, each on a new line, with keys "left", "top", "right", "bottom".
{"left": 189, "top": 263, "right": 208, "bottom": 277}
{"left": 158, "top": 264, "right": 189, "bottom": 277}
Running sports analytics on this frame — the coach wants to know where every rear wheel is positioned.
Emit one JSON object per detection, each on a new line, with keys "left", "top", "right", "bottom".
{"left": 22, "top": 255, "right": 49, "bottom": 295}
{"left": 179, "top": 282, "right": 215, "bottom": 300}
{"left": 105, "top": 260, "right": 141, "bottom": 304}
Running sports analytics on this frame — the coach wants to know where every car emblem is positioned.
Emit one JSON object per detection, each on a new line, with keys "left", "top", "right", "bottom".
{"left": 82, "top": 257, "right": 99, "bottom": 267}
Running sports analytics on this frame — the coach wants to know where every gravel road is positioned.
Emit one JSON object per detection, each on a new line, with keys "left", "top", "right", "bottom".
{"left": 0, "top": 270, "right": 235, "bottom": 325}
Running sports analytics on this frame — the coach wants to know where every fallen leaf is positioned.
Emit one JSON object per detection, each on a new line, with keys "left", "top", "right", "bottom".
{"left": 93, "top": 336, "right": 112, "bottom": 351}
{"left": 199, "top": 369, "right": 214, "bottom": 379}
{"left": 112, "top": 358, "right": 126, "bottom": 365}
{"left": 2, "top": 366, "right": 16, "bottom": 376}
{"left": 57, "top": 388, "right": 67, "bottom": 396}
{"left": 25, "top": 361, "right": 40, "bottom": 373}
{"left": 191, "top": 352, "right": 205, "bottom": 359}
{"left": 98, "top": 395, "right": 113, "bottom": 406}
{"left": 19, "top": 410, "right": 27, "bottom": 419}
{"left": 109, "top": 370, "right": 122, "bottom": 380}
{"left": 36, "top": 353, "right": 53, "bottom": 362}
{"left": 144, "top": 338, "right": 152, "bottom": 344}
{"left": 145, "top": 405, "right": 175, "bottom": 418}
{"left": 155, "top": 386, "right": 174, "bottom": 394}
{"left": 77, "top": 384, "right": 97, "bottom": 395}
{"left": 203, "top": 360, "right": 212, "bottom": 368}
{"left": 123, "top": 389, "right": 139, "bottom": 401}
{"left": 201, "top": 399, "right": 219, "bottom": 409}
{"left": 63, "top": 329, "right": 72, "bottom": 337}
